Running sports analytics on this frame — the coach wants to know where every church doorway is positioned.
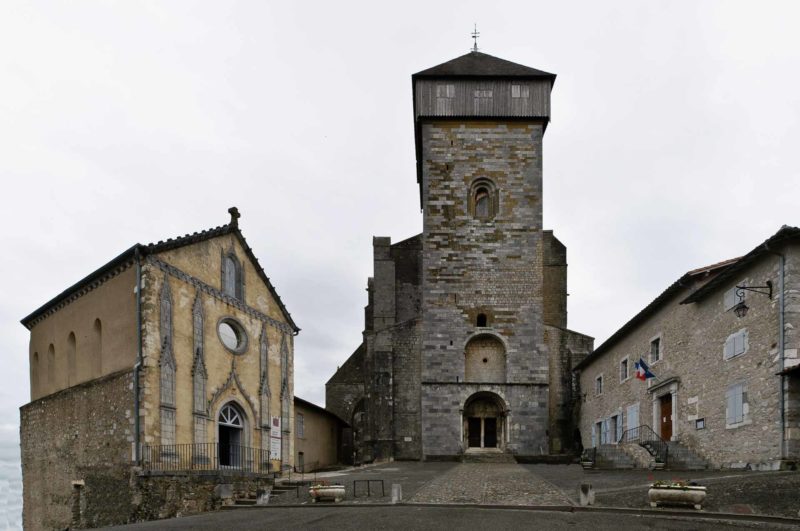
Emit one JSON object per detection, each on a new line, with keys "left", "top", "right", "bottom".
{"left": 463, "top": 392, "right": 506, "bottom": 451}
{"left": 218, "top": 402, "right": 245, "bottom": 467}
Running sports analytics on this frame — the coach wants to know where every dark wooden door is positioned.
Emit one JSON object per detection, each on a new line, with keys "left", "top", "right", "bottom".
{"left": 660, "top": 394, "right": 673, "bottom": 440}
{"left": 484, "top": 418, "right": 497, "bottom": 448}
{"left": 468, "top": 417, "right": 481, "bottom": 447}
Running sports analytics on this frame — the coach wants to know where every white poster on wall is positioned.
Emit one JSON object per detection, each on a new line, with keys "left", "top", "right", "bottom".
{"left": 270, "top": 416, "right": 282, "bottom": 460}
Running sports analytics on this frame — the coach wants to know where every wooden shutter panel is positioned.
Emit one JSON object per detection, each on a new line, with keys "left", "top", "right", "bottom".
{"left": 724, "top": 288, "right": 735, "bottom": 310}
{"left": 724, "top": 336, "right": 734, "bottom": 360}
{"left": 726, "top": 387, "right": 735, "bottom": 424}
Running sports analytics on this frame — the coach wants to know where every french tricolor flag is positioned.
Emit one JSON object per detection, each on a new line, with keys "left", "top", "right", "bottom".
{"left": 634, "top": 358, "right": 655, "bottom": 381}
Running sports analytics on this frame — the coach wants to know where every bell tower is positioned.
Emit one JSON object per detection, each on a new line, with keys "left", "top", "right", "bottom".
{"left": 413, "top": 51, "right": 557, "bottom": 457}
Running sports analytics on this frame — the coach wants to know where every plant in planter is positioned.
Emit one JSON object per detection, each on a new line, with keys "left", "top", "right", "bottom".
{"left": 648, "top": 480, "right": 706, "bottom": 510}
{"left": 309, "top": 480, "right": 346, "bottom": 503}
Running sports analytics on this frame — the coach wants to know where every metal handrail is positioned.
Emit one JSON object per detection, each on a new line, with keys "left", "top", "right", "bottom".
{"left": 141, "top": 443, "right": 273, "bottom": 473}
{"left": 580, "top": 446, "right": 597, "bottom": 465}
{"left": 618, "top": 424, "right": 669, "bottom": 466}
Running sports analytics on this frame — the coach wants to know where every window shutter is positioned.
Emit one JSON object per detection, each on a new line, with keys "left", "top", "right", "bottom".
{"left": 616, "top": 413, "right": 624, "bottom": 442}
{"left": 726, "top": 388, "right": 735, "bottom": 424}
{"left": 724, "top": 288, "right": 735, "bottom": 310}
{"left": 734, "top": 332, "right": 744, "bottom": 356}
{"left": 591, "top": 424, "right": 596, "bottom": 447}
{"left": 724, "top": 336, "right": 734, "bottom": 360}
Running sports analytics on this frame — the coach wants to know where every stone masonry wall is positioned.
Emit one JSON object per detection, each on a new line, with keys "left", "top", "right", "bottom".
{"left": 391, "top": 319, "right": 422, "bottom": 459}
{"left": 420, "top": 120, "right": 548, "bottom": 457}
{"left": 579, "top": 246, "right": 800, "bottom": 468}
{"left": 20, "top": 369, "right": 135, "bottom": 531}
{"left": 545, "top": 325, "right": 593, "bottom": 453}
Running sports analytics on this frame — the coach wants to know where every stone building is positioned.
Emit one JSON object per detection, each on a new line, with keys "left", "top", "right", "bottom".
{"left": 576, "top": 226, "right": 800, "bottom": 470}
{"left": 326, "top": 51, "right": 593, "bottom": 462}
{"left": 293, "top": 396, "right": 348, "bottom": 472}
{"left": 20, "top": 208, "right": 298, "bottom": 530}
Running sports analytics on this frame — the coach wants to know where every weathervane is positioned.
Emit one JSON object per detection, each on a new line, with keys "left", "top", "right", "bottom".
{"left": 471, "top": 24, "right": 480, "bottom": 52}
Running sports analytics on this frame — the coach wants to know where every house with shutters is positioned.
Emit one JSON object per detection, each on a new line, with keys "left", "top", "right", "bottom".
{"left": 575, "top": 226, "right": 800, "bottom": 470}
{"left": 20, "top": 208, "right": 299, "bottom": 530}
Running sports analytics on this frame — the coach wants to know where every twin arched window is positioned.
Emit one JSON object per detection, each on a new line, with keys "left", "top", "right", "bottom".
{"left": 469, "top": 179, "right": 497, "bottom": 220}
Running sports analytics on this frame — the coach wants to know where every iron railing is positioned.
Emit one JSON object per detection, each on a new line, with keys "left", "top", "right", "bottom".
{"left": 141, "top": 443, "right": 273, "bottom": 474}
{"left": 618, "top": 424, "right": 669, "bottom": 466}
{"left": 580, "top": 446, "right": 597, "bottom": 466}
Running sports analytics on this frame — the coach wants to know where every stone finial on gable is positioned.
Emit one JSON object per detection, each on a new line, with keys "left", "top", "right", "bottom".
{"left": 228, "top": 206, "right": 241, "bottom": 227}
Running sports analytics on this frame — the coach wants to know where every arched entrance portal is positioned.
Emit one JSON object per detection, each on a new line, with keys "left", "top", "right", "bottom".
{"left": 218, "top": 402, "right": 245, "bottom": 467}
{"left": 463, "top": 392, "right": 507, "bottom": 452}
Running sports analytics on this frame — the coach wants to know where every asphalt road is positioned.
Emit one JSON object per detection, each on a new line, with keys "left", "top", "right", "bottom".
{"left": 103, "top": 506, "right": 796, "bottom": 530}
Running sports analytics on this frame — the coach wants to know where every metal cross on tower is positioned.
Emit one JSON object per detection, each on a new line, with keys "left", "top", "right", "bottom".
{"left": 471, "top": 24, "right": 480, "bottom": 52}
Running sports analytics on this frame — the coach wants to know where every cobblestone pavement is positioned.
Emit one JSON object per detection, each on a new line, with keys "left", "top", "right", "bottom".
{"left": 409, "top": 463, "right": 573, "bottom": 505}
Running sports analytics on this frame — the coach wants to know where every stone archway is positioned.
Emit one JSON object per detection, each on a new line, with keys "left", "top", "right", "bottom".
{"left": 464, "top": 334, "right": 506, "bottom": 383}
{"left": 463, "top": 392, "right": 507, "bottom": 452}
{"left": 218, "top": 401, "right": 246, "bottom": 467}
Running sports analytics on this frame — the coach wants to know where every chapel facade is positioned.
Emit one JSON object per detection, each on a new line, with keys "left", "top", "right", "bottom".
{"left": 326, "top": 51, "right": 593, "bottom": 462}
{"left": 20, "top": 209, "right": 298, "bottom": 530}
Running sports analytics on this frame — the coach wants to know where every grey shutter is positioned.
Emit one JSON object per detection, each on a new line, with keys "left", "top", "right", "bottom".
{"left": 724, "top": 288, "right": 736, "bottom": 310}
{"left": 726, "top": 387, "right": 735, "bottom": 424}
{"left": 724, "top": 336, "right": 734, "bottom": 360}
{"left": 616, "top": 413, "right": 624, "bottom": 442}
{"left": 591, "top": 423, "right": 596, "bottom": 447}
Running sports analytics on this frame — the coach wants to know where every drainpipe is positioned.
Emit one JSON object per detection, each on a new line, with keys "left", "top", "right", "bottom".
{"left": 765, "top": 245, "right": 786, "bottom": 460}
{"left": 134, "top": 247, "right": 143, "bottom": 464}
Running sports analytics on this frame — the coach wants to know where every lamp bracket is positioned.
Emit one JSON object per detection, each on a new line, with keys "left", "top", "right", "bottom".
{"left": 735, "top": 280, "right": 773, "bottom": 300}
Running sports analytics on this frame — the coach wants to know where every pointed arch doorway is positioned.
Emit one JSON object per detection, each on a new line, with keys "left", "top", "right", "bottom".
{"left": 218, "top": 402, "right": 245, "bottom": 467}
{"left": 463, "top": 392, "right": 507, "bottom": 452}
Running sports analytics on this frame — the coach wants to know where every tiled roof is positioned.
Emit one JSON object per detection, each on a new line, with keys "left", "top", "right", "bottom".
{"left": 573, "top": 257, "right": 738, "bottom": 371}
{"left": 21, "top": 209, "right": 299, "bottom": 332}
{"left": 681, "top": 225, "right": 800, "bottom": 304}
{"left": 413, "top": 51, "right": 555, "bottom": 79}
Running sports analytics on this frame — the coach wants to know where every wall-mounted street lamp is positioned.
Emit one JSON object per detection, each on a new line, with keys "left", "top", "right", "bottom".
{"left": 733, "top": 280, "right": 773, "bottom": 318}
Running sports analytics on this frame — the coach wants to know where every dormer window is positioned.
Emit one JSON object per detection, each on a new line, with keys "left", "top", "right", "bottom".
{"left": 222, "top": 253, "right": 243, "bottom": 300}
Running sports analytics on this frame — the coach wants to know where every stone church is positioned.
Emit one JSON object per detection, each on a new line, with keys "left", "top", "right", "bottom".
{"left": 20, "top": 208, "right": 298, "bottom": 530}
{"left": 326, "top": 51, "right": 594, "bottom": 462}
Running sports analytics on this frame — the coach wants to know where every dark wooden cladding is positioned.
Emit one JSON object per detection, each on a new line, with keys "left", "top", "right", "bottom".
{"left": 415, "top": 79, "right": 551, "bottom": 118}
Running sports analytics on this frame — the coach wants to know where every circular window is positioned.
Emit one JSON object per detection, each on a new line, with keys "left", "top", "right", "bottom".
{"left": 217, "top": 318, "right": 248, "bottom": 353}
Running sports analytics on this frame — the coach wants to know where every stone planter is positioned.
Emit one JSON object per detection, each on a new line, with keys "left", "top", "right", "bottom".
{"left": 648, "top": 485, "right": 706, "bottom": 510}
{"left": 309, "top": 484, "right": 345, "bottom": 503}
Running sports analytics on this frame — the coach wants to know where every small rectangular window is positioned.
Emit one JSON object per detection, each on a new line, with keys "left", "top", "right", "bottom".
{"left": 724, "top": 284, "right": 746, "bottom": 311}
{"left": 595, "top": 374, "right": 603, "bottom": 396}
{"left": 620, "top": 358, "right": 629, "bottom": 381}
{"left": 724, "top": 329, "right": 748, "bottom": 360}
{"left": 650, "top": 338, "right": 661, "bottom": 363}
{"left": 297, "top": 413, "right": 305, "bottom": 438}
{"left": 695, "top": 418, "right": 705, "bottom": 430}
{"left": 511, "top": 84, "right": 530, "bottom": 98}
{"left": 474, "top": 89, "right": 493, "bottom": 98}
{"left": 436, "top": 84, "right": 455, "bottom": 98}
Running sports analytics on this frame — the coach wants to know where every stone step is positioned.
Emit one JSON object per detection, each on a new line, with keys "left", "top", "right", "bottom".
{"left": 462, "top": 452, "right": 516, "bottom": 463}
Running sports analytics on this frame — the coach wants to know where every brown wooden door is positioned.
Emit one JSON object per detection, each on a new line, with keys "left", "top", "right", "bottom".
{"left": 660, "top": 394, "right": 673, "bottom": 440}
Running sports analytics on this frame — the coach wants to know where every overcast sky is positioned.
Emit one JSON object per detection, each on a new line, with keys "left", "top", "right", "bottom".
{"left": 2, "top": 1, "right": 800, "bottom": 527}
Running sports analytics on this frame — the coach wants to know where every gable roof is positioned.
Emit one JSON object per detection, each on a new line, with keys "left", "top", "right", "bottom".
{"left": 21, "top": 208, "right": 299, "bottom": 332}
{"left": 573, "top": 257, "right": 738, "bottom": 371}
{"left": 681, "top": 225, "right": 800, "bottom": 304}
{"left": 413, "top": 51, "right": 556, "bottom": 79}
{"left": 294, "top": 396, "right": 350, "bottom": 427}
